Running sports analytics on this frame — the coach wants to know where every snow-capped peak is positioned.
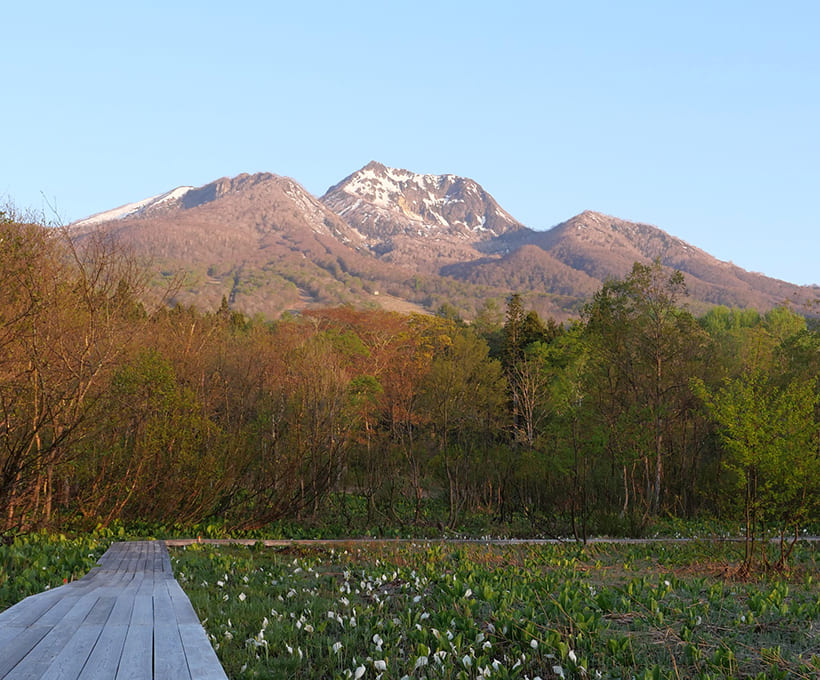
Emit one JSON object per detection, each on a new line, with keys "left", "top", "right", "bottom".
{"left": 340, "top": 162, "right": 460, "bottom": 210}
{"left": 321, "top": 161, "right": 522, "bottom": 242}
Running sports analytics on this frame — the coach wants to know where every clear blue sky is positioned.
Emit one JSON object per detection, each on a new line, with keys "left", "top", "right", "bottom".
{"left": 4, "top": 1, "right": 819, "bottom": 285}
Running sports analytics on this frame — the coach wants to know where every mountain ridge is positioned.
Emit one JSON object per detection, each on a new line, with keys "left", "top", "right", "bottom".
{"left": 70, "top": 164, "right": 818, "bottom": 320}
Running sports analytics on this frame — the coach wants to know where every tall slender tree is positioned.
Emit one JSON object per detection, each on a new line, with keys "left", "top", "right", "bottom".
{"left": 583, "top": 261, "right": 706, "bottom": 518}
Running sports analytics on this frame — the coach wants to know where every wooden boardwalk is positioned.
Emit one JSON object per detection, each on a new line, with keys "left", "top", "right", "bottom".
{"left": 0, "top": 541, "right": 227, "bottom": 679}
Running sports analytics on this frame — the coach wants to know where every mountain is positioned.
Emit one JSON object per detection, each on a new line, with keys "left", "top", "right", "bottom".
{"left": 76, "top": 173, "right": 363, "bottom": 247}
{"left": 518, "top": 211, "right": 812, "bottom": 313}
{"left": 320, "top": 161, "right": 525, "bottom": 271}
{"left": 71, "top": 164, "right": 819, "bottom": 321}
{"left": 71, "top": 172, "right": 437, "bottom": 317}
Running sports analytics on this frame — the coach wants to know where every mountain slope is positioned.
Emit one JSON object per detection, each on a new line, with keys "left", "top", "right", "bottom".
{"left": 522, "top": 211, "right": 814, "bottom": 312}
{"left": 441, "top": 244, "right": 602, "bottom": 300}
{"left": 73, "top": 186, "right": 196, "bottom": 227}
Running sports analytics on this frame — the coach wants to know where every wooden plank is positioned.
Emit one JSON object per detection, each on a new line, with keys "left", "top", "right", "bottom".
{"left": 3, "top": 624, "right": 80, "bottom": 680}
{"left": 114, "top": 624, "right": 153, "bottom": 680}
{"left": 164, "top": 579, "right": 200, "bottom": 625}
{"left": 70, "top": 569, "right": 131, "bottom": 594}
{"left": 2, "top": 591, "right": 107, "bottom": 679}
{"left": 117, "top": 568, "right": 154, "bottom": 679}
{"left": 107, "top": 580, "right": 138, "bottom": 626}
{"left": 0, "top": 624, "right": 28, "bottom": 651}
{"left": 129, "top": 578, "right": 154, "bottom": 626}
{"left": 0, "top": 626, "right": 51, "bottom": 678}
{"left": 126, "top": 543, "right": 147, "bottom": 574}
{"left": 154, "top": 623, "right": 192, "bottom": 680}
{"left": 159, "top": 543, "right": 173, "bottom": 575}
{"left": 36, "top": 593, "right": 95, "bottom": 627}
{"left": 30, "top": 623, "right": 103, "bottom": 680}
{"left": 143, "top": 543, "right": 155, "bottom": 572}
{"left": 151, "top": 547, "right": 163, "bottom": 575}
{"left": 117, "top": 544, "right": 136, "bottom": 573}
{"left": 153, "top": 557, "right": 196, "bottom": 678}
{"left": 178, "top": 624, "right": 229, "bottom": 680}
{"left": 96, "top": 544, "right": 125, "bottom": 570}
{"left": 76, "top": 624, "right": 129, "bottom": 680}
{"left": 4, "top": 586, "right": 120, "bottom": 678}
{"left": 0, "top": 587, "right": 68, "bottom": 627}
{"left": 83, "top": 595, "right": 117, "bottom": 626}
{"left": 152, "top": 576, "right": 176, "bottom": 625}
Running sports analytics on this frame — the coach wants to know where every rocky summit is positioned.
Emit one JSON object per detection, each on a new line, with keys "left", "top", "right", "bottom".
{"left": 320, "top": 161, "right": 525, "bottom": 271}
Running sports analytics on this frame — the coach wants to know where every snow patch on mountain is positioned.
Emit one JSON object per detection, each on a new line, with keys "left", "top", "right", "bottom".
{"left": 74, "top": 186, "right": 193, "bottom": 227}
{"left": 327, "top": 162, "right": 520, "bottom": 238}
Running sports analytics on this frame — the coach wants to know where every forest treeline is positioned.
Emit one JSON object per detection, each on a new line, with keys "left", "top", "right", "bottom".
{"left": 2, "top": 215, "right": 819, "bottom": 555}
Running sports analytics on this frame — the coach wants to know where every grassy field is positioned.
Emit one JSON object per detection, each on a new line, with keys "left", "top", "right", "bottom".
{"left": 172, "top": 540, "right": 820, "bottom": 680}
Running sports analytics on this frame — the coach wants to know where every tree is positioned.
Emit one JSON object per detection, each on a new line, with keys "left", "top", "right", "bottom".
{"left": 536, "top": 324, "right": 600, "bottom": 541}
{"left": 0, "top": 221, "right": 153, "bottom": 531}
{"left": 502, "top": 295, "right": 562, "bottom": 447}
{"left": 582, "top": 261, "right": 706, "bottom": 519}
{"left": 471, "top": 298, "right": 504, "bottom": 357}
{"left": 73, "top": 348, "right": 218, "bottom": 525}
{"left": 420, "top": 327, "right": 507, "bottom": 528}
{"left": 694, "top": 370, "right": 819, "bottom": 574}
{"left": 308, "top": 309, "right": 411, "bottom": 525}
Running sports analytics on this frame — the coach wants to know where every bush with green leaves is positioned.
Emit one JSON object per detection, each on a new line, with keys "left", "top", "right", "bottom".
{"left": 0, "top": 531, "right": 112, "bottom": 611}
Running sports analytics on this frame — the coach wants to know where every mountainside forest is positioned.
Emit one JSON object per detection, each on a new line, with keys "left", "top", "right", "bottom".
{"left": 2, "top": 214, "right": 819, "bottom": 553}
